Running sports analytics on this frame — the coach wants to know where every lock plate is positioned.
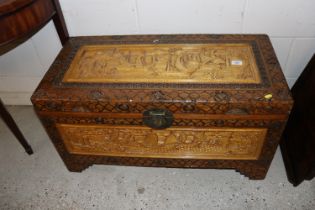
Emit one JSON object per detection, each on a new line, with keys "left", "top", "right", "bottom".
{"left": 143, "top": 109, "right": 173, "bottom": 129}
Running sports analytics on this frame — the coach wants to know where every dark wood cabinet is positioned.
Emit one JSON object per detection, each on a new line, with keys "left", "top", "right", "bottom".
{"left": 281, "top": 54, "right": 315, "bottom": 186}
{"left": 0, "top": 0, "right": 68, "bottom": 55}
{"left": 0, "top": 0, "right": 68, "bottom": 154}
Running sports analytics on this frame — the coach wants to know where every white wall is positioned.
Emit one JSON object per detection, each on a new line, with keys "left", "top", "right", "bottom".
{"left": 1, "top": 0, "right": 315, "bottom": 105}
{"left": 0, "top": 21, "right": 62, "bottom": 105}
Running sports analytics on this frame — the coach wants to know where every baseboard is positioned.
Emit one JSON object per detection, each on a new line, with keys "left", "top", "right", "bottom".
{"left": 0, "top": 91, "right": 33, "bottom": 105}
{"left": 0, "top": 76, "right": 41, "bottom": 105}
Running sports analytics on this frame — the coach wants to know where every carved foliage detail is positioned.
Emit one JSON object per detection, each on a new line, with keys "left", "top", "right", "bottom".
{"left": 62, "top": 44, "right": 261, "bottom": 84}
{"left": 57, "top": 124, "right": 266, "bottom": 160}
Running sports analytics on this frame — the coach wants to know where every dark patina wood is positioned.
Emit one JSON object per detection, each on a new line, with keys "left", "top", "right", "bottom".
{"left": 0, "top": 0, "right": 69, "bottom": 55}
{"left": 281, "top": 54, "right": 315, "bottom": 186}
{"left": 0, "top": 98, "right": 33, "bottom": 154}
{"left": 0, "top": 0, "right": 34, "bottom": 15}
{"left": 32, "top": 35, "right": 293, "bottom": 179}
{"left": 0, "top": 0, "right": 69, "bottom": 154}
{"left": 51, "top": 0, "right": 68, "bottom": 45}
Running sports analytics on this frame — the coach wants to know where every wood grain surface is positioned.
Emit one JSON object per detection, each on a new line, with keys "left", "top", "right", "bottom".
{"left": 63, "top": 43, "right": 261, "bottom": 84}
{"left": 0, "top": 0, "right": 55, "bottom": 54}
{"left": 57, "top": 124, "right": 266, "bottom": 160}
{"left": 0, "top": 0, "right": 34, "bottom": 16}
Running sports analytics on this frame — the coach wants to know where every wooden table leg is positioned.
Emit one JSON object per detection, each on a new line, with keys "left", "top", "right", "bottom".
{"left": 52, "top": 0, "right": 69, "bottom": 45}
{"left": 0, "top": 98, "right": 33, "bottom": 155}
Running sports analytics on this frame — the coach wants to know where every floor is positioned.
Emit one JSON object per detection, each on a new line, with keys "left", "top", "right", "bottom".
{"left": 0, "top": 106, "right": 314, "bottom": 210}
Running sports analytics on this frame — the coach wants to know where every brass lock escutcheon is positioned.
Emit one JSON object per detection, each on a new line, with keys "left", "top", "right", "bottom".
{"left": 143, "top": 108, "right": 174, "bottom": 129}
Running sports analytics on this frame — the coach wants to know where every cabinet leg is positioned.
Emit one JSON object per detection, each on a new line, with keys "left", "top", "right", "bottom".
{"left": 0, "top": 99, "right": 33, "bottom": 155}
{"left": 237, "top": 165, "right": 268, "bottom": 180}
{"left": 63, "top": 158, "right": 91, "bottom": 172}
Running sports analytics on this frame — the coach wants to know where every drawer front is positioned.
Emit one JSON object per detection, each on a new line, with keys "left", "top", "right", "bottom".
{"left": 56, "top": 124, "right": 267, "bottom": 160}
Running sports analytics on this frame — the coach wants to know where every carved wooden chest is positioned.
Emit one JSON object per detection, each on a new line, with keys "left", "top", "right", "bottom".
{"left": 31, "top": 35, "right": 293, "bottom": 179}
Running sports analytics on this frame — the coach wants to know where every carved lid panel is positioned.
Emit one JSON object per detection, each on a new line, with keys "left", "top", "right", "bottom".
{"left": 63, "top": 44, "right": 261, "bottom": 84}
{"left": 31, "top": 35, "right": 293, "bottom": 115}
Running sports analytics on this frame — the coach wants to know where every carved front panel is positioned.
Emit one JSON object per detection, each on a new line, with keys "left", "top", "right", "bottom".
{"left": 57, "top": 124, "right": 266, "bottom": 160}
{"left": 62, "top": 44, "right": 261, "bottom": 84}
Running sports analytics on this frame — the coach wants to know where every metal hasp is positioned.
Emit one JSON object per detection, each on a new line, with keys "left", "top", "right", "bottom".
{"left": 143, "top": 108, "right": 174, "bottom": 129}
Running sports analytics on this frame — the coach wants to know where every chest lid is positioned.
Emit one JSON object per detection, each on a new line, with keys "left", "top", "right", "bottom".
{"left": 32, "top": 35, "right": 292, "bottom": 115}
{"left": 62, "top": 43, "right": 261, "bottom": 85}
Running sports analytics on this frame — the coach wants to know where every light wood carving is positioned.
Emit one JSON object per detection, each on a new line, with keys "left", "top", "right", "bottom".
{"left": 63, "top": 44, "right": 261, "bottom": 84}
{"left": 57, "top": 124, "right": 266, "bottom": 160}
